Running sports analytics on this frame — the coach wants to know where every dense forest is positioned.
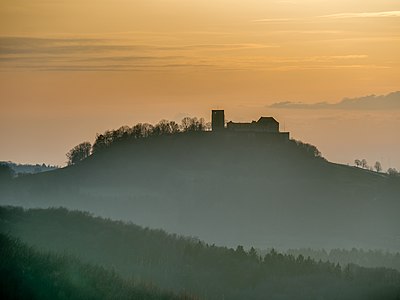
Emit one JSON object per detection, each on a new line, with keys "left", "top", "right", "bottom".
{"left": 0, "top": 234, "right": 192, "bottom": 300}
{"left": 284, "top": 248, "right": 400, "bottom": 271}
{"left": 1, "top": 206, "right": 399, "bottom": 300}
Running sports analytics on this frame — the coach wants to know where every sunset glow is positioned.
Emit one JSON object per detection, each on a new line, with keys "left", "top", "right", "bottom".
{"left": 1, "top": 0, "right": 399, "bottom": 167}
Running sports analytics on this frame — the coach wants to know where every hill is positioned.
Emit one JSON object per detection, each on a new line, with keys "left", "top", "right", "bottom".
{"left": 1, "top": 206, "right": 400, "bottom": 300}
{"left": 1, "top": 131, "right": 399, "bottom": 250}
{"left": 0, "top": 161, "right": 58, "bottom": 176}
{"left": 0, "top": 233, "right": 191, "bottom": 300}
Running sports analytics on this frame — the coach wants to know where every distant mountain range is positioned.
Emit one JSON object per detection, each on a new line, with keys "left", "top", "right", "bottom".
{"left": 1, "top": 132, "right": 399, "bottom": 251}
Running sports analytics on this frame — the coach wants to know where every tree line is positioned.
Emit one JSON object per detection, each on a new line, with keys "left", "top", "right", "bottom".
{"left": 66, "top": 116, "right": 325, "bottom": 166}
{"left": 285, "top": 248, "right": 400, "bottom": 271}
{"left": 354, "top": 159, "right": 399, "bottom": 176}
{"left": 66, "top": 117, "right": 208, "bottom": 165}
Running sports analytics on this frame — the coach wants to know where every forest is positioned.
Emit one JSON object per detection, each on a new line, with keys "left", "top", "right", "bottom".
{"left": 1, "top": 206, "right": 399, "bottom": 300}
{"left": 285, "top": 248, "right": 400, "bottom": 271}
{"left": 0, "top": 234, "right": 192, "bottom": 300}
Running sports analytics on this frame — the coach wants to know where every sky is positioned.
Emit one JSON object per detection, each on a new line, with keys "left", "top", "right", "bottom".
{"left": 0, "top": 0, "right": 399, "bottom": 169}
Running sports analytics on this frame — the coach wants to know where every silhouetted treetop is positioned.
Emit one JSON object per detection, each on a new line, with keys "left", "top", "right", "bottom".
{"left": 66, "top": 141, "right": 91, "bottom": 165}
{"left": 91, "top": 117, "right": 208, "bottom": 154}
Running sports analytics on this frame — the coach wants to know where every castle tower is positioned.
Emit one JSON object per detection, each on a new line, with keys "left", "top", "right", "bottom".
{"left": 212, "top": 110, "right": 225, "bottom": 131}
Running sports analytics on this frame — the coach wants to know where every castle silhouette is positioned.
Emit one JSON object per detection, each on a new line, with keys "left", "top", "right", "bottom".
{"left": 211, "top": 110, "right": 289, "bottom": 139}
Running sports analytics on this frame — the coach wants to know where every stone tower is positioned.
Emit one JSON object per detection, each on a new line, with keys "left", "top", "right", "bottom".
{"left": 212, "top": 110, "right": 225, "bottom": 131}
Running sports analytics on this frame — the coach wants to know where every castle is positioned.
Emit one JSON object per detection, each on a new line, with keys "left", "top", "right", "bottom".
{"left": 211, "top": 110, "right": 289, "bottom": 139}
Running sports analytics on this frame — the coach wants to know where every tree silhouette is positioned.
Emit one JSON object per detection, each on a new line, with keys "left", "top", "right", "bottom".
{"left": 354, "top": 159, "right": 361, "bottom": 167}
{"left": 361, "top": 159, "right": 368, "bottom": 169}
{"left": 374, "top": 161, "right": 382, "bottom": 173}
{"left": 387, "top": 168, "right": 399, "bottom": 176}
{"left": 66, "top": 142, "right": 92, "bottom": 165}
{"left": 153, "top": 120, "right": 180, "bottom": 135}
{"left": 181, "top": 117, "right": 206, "bottom": 132}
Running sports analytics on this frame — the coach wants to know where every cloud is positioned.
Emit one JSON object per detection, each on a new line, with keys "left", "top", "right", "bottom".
{"left": 0, "top": 37, "right": 387, "bottom": 72}
{"left": 320, "top": 11, "right": 400, "bottom": 19}
{"left": 252, "top": 18, "right": 298, "bottom": 23}
{"left": 254, "top": 10, "right": 400, "bottom": 23}
{"left": 269, "top": 92, "right": 400, "bottom": 110}
{"left": 0, "top": 36, "right": 279, "bottom": 72}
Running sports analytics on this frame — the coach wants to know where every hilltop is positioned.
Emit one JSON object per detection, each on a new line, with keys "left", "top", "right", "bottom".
{"left": 1, "top": 128, "right": 399, "bottom": 251}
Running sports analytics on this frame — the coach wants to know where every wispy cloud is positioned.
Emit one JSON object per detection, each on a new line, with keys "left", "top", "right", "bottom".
{"left": 252, "top": 18, "right": 298, "bottom": 23}
{"left": 269, "top": 92, "right": 400, "bottom": 110}
{"left": 320, "top": 11, "right": 400, "bottom": 19}
{"left": 0, "top": 36, "right": 279, "bottom": 72}
{"left": 0, "top": 37, "right": 388, "bottom": 72}
{"left": 254, "top": 10, "right": 400, "bottom": 23}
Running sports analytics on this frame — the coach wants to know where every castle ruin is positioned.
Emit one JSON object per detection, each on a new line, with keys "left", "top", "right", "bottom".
{"left": 211, "top": 110, "right": 289, "bottom": 139}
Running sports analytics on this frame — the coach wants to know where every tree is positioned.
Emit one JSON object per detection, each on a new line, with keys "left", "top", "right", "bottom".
{"left": 387, "top": 168, "right": 399, "bottom": 177}
{"left": 374, "top": 161, "right": 382, "bottom": 173}
{"left": 0, "top": 164, "right": 14, "bottom": 181}
{"left": 248, "top": 247, "right": 259, "bottom": 260}
{"left": 235, "top": 245, "right": 246, "bottom": 257}
{"left": 181, "top": 117, "right": 194, "bottom": 132}
{"left": 361, "top": 159, "right": 368, "bottom": 169}
{"left": 153, "top": 120, "right": 180, "bottom": 136}
{"left": 181, "top": 117, "right": 206, "bottom": 132}
{"left": 354, "top": 159, "right": 361, "bottom": 167}
{"left": 294, "top": 140, "right": 322, "bottom": 158}
{"left": 66, "top": 142, "right": 92, "bottom": 166}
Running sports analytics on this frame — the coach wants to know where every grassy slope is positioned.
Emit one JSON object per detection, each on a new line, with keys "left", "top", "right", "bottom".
{"left": 1, "top": 206, "right": 400, "bottom": 300}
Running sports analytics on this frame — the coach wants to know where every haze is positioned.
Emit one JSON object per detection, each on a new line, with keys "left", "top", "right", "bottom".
{"left": 0, "top": 0, "right": 399, "bottom": 167}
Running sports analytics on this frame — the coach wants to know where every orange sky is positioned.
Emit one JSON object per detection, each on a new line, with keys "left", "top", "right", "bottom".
{"left": 0, "top": 0, "right": 399, "bottom": 168}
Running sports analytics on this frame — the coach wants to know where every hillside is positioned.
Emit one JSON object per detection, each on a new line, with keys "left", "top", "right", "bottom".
{"left": 1, "top": 132, "right": 399, "bottom": 250}
{"left": 1, "top": 206, "right": 400, "bottom": 300}
{"left": 0, "top": 233, "right": 190, "bottom": 300}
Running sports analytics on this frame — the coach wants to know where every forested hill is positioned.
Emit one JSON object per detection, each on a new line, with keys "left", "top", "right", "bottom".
{"left": 1, "top": 131, "right": 400, "bottom": 250}
{"left": 1, "top": 206, "right": 400, "bottom": 300}
{"left": 0, "top": 233, "right": 191, "bottom": 300}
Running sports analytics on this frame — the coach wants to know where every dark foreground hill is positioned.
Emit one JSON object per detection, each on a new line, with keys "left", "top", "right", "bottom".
{"left": 0, "top": 233, "right": 190, "bottom": 300}
{"left": 1, "top": 132, "right": 400, "bottom": 250}
{"left": 1, "top": 206, "right": 400, "bottom": 300}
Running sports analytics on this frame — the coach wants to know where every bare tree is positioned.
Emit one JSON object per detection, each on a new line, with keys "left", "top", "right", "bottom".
{"left": 354, "top": 159, "right": 361, "bottom": 168}
{"left": 387, "top": 168, "right": 399, "bottom": 176}
{"left": 181, "top": 117, "right": 206, "bottom": 132}
{"left": 66, "top": 142, "right": 92, "bottom": 166}
{"left": 361, "top": 159, "right": 368, "bottom": 169}
{"left": 181, "top": 117, "right": 193, "bottom": 132}
{"left": 153, "top": 120, "right": 180, "bottom": 135}
{"left": 374, "top": 161, "right": 382, "bottom": 173}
